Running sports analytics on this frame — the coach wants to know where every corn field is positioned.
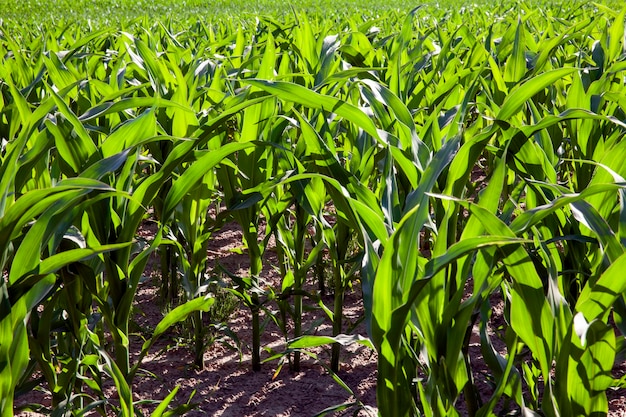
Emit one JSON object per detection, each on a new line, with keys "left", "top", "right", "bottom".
{"left": 2, "top": 0, "right": 626, "bottom": 415}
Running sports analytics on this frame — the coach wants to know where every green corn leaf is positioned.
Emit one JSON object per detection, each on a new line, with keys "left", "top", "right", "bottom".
{"left": 576, "top": 252, "right": 626, "bottom": 321}
{"left": 78, "top": 97, "right": 191, "bottom": 122}
{"left": 288, "top": 334, "right": 374, "bottom": 350}
{"left": 497, "top": 68, "right": 577, "bottom": 121}
{"left": 244, "top": 79, "right": 384, "bottom": 144}
{"left": 9, "top": 184, "right": 121, "bottom": 281}
{"left": 570, "top": 200, "right": 624, "bottom": 266}
{"left": 504, "top": 18, "right": 527, "bottom": 84}
{"left": 131, "top": 295, "right": 215, "bottom": 378}
{"left": 470, "top": 204, "right": 555, "bottom": 379}
{"left": 46, "top": 84, "right": 98, "bottom": 169}
{"left": 161, "top": 141, "right": 256, "bottom": 221}
{"left": 150, "top": 386, "right": 180, "bottom": 417}
{"left": 99, "top": 347, "right": 134, "bottom": 417}
{"left": 100, "top": 109, "right": 157, "bottom": 158}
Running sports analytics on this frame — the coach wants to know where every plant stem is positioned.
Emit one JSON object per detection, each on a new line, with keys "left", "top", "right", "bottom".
{"left": 251, "top": 292, "right": 261, "bottom": 371}
{"left": 194, "top": 310, "right": 204, "bottom": 369}
{"left": 314, "top": 222, "right": 326, "bottom": 296}
{"left": 293, "top": 204, "right": 307, "bottom": 372}
{"left": 248, "top": 224, "right": 263, "bottom": 372}
{"left": 331, "top": 268, "right": 343, "bottom": 372}
{"left": 331, "top": 223, "right": 349, "bottom": 372}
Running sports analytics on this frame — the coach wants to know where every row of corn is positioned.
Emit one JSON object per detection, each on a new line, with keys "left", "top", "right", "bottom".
{"left": 2, "top": 1, "right": 626, "bottom": 416}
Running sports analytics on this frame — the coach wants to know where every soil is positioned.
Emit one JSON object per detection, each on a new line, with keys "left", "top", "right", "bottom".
{"left": 12, "top": 219, "right": 626, "bottom": 416}
{"left": 126, "top": 218, "right": 378, "bottom": 417}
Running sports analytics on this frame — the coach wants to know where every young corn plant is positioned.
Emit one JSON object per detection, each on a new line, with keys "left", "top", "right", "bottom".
{"left": 210, "top": 28, "right": 282, "bottom": 372}
{"left": 5, "top": 4, "right": 626, "bottom": 417}
{"left": 0, "top": 180, "right": 131, "bottom": 416}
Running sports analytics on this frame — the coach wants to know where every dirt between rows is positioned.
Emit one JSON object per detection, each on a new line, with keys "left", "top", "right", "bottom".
{"left": 14, "top": 219, "right": 626, "bottom": 416}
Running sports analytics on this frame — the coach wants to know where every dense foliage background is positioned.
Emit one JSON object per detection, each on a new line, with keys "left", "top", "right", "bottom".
{"left": 2, "top": 1, "right": 626, "bottom": 416}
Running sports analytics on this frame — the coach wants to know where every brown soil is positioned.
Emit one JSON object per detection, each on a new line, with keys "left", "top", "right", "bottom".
{"left": 127, "top": 218, "right": 378, "bottom": 416}
{"left": 13, "top": 219, "right": 626, "bottom": 416}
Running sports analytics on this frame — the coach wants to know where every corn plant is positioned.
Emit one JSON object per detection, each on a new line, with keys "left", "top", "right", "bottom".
{"left": 4, "top": 3, "right": 626, "bottom": 417}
